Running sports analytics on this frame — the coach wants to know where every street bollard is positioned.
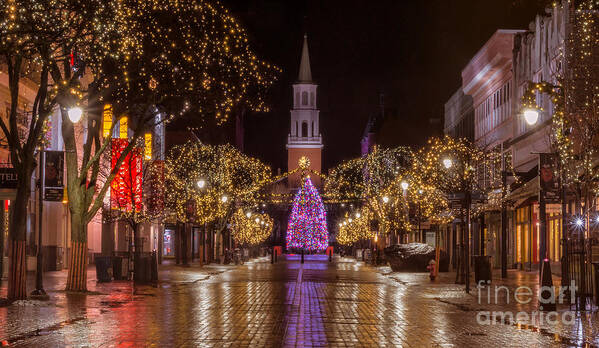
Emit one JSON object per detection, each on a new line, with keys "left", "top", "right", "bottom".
{"left": 271, "top": 247, "right": 274, "bottom": 264}
{"left": 539, "top": 259, "right": 556, "bottom": 311}
{"left": 301, "top": 249, "right": 304, "bottom": 264}
{"left": 329, "top": 249, "right": 332, "bottom": 262}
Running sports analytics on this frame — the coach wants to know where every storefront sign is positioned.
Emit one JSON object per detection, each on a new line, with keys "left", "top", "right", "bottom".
{"left": 0, "top": 168, "right": 18, "bottom": 189}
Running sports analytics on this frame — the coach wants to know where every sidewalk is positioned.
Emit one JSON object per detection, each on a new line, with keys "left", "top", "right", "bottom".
{"left": 372, "top": 262, "right": 599, "bottom": 347}
{"left": 0, "top": 257, "right": 268, "bottom": 300}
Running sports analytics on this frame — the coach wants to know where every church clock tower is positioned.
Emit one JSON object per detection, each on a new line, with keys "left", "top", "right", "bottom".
{"left": 287, "top": 34, "right": 323, "bottom": 188}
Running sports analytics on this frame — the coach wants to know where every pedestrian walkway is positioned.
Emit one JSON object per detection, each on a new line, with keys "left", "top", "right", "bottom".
{"left": 0, "top": 255, "right": 598, "bottom": 347}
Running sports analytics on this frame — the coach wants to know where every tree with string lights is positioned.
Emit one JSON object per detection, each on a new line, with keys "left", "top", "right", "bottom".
{"left": 0, "top": 0, "right": 135, "bottom": 299}
{"left": 325, "top": 146, "right": 413, "bottom": 248}
{"left": 230, "top": 209, "right": 273, "bottom": 246}
{"left": 164, "top": 141, "right": 272, "bottom": 263}
{"left": 33, "top": 0, "right": 278, "bottom": 291}
{"left": 287, "top": 177, "right": 328, "bottom": 252}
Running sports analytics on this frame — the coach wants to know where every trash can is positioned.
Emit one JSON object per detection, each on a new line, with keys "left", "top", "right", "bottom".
{"left": 112, "top": 256, "right": 125, "bottom": 280}
{"left": 474, "top": 255, "right": 492, "bottom": 285}
{"left": 134, "top": 255, "right": 152, "bottom": 284}
{"left": 95, "top": 256, "right": 113, "bottom": 282}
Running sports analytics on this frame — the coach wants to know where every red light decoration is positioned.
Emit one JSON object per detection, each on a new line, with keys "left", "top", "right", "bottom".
{"left": 111, "top": 139, "right": 143, "bottom": 212}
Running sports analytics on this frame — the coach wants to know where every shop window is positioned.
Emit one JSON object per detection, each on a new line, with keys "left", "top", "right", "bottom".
{"left": 103, "top": 104, "right": 112, "bottom": 138}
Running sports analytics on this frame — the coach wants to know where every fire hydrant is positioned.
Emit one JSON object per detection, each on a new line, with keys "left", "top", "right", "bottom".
{"left": 427, "top": 259, "right": 436, "bottom": 281}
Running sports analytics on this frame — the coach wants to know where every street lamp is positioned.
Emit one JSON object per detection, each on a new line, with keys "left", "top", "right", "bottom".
{"left": 382, "top": 196, "right": 390, "bottom": 204}
{"left": 443, "top": 158, "right": 453, "bottom": 169}
{"left": 523, "top": 108, "right": 540, "bottom": 126}
{"left": 355, "top": 212, "right": 361, "bottom": 218}
{"left": 400, "top": 181, "right": 409, "bottom": 191}
{"left": 246, "top": 212, "right": 252, "bottom": 218}
{"left": 68, "top": 107, "right": 83, "bottom": 123}
{"left": 221, "top": 195, "right": 228, "bottom": 203}
{"left": 197, "top": 179, "right": 206, "bottom": 189}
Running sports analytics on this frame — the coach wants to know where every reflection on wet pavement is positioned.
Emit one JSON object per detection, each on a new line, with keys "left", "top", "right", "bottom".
{"left": 1, "top": 255, "right": 599, "bottom": 347}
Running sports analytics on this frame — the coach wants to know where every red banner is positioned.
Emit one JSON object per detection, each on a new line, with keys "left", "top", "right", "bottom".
{"left": 111, "top": 139, "right": 143, "bottom": 212}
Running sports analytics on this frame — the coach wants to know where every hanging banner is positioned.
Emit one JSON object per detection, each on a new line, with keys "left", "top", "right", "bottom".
{"left": 44, "top": 151, "right": 64, "bottom": 201}
{"left": 539, "top": 153, "right": 560, "bottom": 204}
{"left": 111, "top": 139, "right": 143, "bottom": 212}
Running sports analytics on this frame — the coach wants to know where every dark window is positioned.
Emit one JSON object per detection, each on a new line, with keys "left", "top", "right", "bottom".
{"left": 302, "top": 122, "right": 308, "bottom": 137}
{"left": 302, "top": 92, "right": 308, "bottom": 105}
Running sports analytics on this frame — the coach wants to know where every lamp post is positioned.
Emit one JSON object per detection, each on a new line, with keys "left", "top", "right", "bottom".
{"left": 30, "top": 149, "right": 49, "bottom": 300}
{"left": 400, "top": 181, "right": 409, "bottom": 242}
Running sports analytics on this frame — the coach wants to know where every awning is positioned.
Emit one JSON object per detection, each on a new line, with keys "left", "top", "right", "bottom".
{"left": 506, "top": 175, "right": 538, "bottom": 208}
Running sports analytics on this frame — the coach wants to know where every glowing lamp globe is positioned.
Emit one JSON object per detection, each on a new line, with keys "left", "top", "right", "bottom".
{"left": 197, "top": 179, "right": 206, "bottom": 189}
{"left": 68, "top": 107, "right": 83, "bottom": 123}
{"left": 400, "top": 181, "right": 409, "bottom": 190}
{"left": 221, "top": 195, "right": 228, "bottom": 203}
{"left": 523, "top": 109, "right": 539, "bottom": 126}
{"left": 246, "top": 212, "right": 252, "bottom": 218}
{"left": 443, "top": 158, "right": 453, "bottom": 169}
{"left": 382, "top": 196, "right": 390, "bottom": 204}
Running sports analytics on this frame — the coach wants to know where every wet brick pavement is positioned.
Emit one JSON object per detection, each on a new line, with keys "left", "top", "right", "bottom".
{"left": 1, "top": 255, "right": 599, "bottom": 347}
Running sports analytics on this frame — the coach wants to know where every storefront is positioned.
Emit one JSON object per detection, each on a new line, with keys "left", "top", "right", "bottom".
{"left": 514, "top": 204, "right": 532, "bottom": 267}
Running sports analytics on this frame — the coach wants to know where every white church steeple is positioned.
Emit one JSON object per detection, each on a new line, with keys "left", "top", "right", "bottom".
{"left": 298, "top": 34, "right": 312, "bottom": 83}
{"left": 287, "top": 34, "right": 323, "bottom": 187}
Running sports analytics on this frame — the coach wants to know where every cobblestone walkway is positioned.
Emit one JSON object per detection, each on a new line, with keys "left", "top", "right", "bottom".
{"left": 1, "top": 255, "right": 598, "bottom": 347}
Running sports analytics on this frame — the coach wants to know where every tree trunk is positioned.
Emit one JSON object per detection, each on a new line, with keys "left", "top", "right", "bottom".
{"left": 66, "top": 210, "right": 88, "bottom": 292}
{"left": 133, "top": 223, "right": 141, "bottom": 283}
{"left": 7, "top": 179, "right": 32, "bottom": 300}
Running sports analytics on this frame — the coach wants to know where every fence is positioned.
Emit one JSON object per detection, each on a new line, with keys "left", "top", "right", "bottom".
{"left": 563, "top": 237, "right": 598, "bottom": 310}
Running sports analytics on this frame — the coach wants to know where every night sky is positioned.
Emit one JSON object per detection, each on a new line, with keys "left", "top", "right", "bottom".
{"left": 224, "top": 0, "right": 545, "bottom": 173}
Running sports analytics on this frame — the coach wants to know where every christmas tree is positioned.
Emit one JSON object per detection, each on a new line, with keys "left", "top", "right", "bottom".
{"left": 286, "top": 177, "right": 329, "bottom": 251}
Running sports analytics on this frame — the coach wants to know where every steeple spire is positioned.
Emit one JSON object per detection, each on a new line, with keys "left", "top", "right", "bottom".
{"left": 298, "top": 34, "right": 312, "bottom": 83}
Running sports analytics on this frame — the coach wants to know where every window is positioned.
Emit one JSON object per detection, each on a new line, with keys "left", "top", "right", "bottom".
{"left": 295, "top": 92, "right": 300, "bottom": 107}
{"left": 103, "top": 104, "right": 112, "bottom": 138}
{"left": 310, "top": 92, "right": 315, "bottom": 106}
{"left": 119, "top": 116, "right": 128, "bottom": 139}
{"left": 295, "top": 121, "right": 299, "bottom": 136}
{"left": 301, "top": 122, "right": 308, "bottom": 137}
{"left": 144, "top": 133, "right": 152, "bottom": 160}
{"left": 311, "top": 121, "right": 314, "bottom": 137}
{"left": 302, "top": 92, "right": 308, "bottom": 106}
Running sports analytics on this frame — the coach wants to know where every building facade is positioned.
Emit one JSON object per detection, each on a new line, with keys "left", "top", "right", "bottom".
{"left": 444, "top": 2, "right": 569, "bottom": 271}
